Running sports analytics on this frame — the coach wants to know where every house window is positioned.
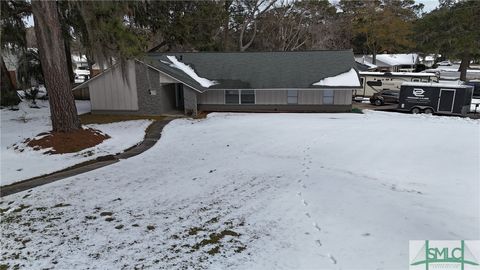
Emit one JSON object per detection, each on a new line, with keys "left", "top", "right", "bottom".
{"left": 287, "top": 90, "right": 298, "bottom": 104}
{"left": 241, "top": 90, "right": 255, "bottom": 104}
{"left": 225, "top": 90, "right": 239, "bottom": 104}
{"left": 323, "top": 90, "right": 334, "bottom": 104}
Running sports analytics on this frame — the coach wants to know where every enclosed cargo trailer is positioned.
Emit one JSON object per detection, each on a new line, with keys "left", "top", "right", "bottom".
{"left": 398, "top": 82, "right": 473, "bottom": 116}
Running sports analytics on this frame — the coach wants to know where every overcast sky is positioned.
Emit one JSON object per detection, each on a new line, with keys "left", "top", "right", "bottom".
{"left": 415, "top": 0, "right": 440, "bottom": 12}
{"left": 329, "top": 0, "right": 439, "bottom": 12}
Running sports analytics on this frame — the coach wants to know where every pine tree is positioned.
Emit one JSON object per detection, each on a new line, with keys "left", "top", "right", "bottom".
{"left": 415, "top": 0, "right": 480, "bottom": 81}
{"left": 0, "top": 0, "right": 30, "bottom": 106}
{"left": 32, "top": 0, "right": 80, "bottom": 132}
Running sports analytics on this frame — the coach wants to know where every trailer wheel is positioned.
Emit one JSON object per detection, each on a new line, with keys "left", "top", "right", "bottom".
{"left": 424, "top": 108, "right": 434, "bottom": 114}
{"left": 374, "top": 99, "right": 383, "bottom": 106}
{"left": 411, "top": 107, "right": 421, "bottom": 114}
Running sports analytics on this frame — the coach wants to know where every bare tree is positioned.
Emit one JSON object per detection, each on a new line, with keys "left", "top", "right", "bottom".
{"left": 236, "top": 0, "right": 277, "bottom": 51}
{"left": 256, "top": 3, "right": 308, "bottom": 51}
{"left": 254, "top": 0, "right": 345, "bottom": 51}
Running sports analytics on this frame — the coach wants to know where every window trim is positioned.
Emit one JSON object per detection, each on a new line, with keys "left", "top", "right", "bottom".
{"left": 287, "top": 90, "right": 298, "bottom": 104}
{"left": 225, "top": 90, "right": 240, "bottom": 104}
{"left": 240, "top": 90, "right": 255, "bottom": 105}
{"left": 323, "top": 89, "right": 334, "bottom": 104}
{"left": 225, "top": 90, "right": 256, "bottom": 105}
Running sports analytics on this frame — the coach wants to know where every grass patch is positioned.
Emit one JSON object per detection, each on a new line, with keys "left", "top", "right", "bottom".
{"left": 192, "top": 229, "right": 240, "bottom": 250}
{"left": 193, "top": 111, "right": 209, "bottom": 119}
{"left": 351, "top": 107, "right": 363, "bottom": 114}
{"left": 79, "top": 113, "right": 166, "bottom": 125}
{"left": 52, "top": 203, "right": 71, "bottom": 208}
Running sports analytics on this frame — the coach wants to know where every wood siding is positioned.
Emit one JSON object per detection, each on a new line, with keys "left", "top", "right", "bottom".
{"left": 89, "top": 61, "right": 138, "bottom": 111}
{"left": 198, "top": 90, "right": 225, "bottom": 104}
{"left": 255, "top": 90, "right": 287, "bottom": 104}
{"left": 334, "top": 90, "right": 352, "bottom": 105}
{"left": 298, "top": 90, "right": 323, "bottom": 104}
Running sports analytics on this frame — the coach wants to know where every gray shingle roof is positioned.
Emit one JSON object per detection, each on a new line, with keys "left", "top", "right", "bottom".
{"left": 145, "top": 50, "right": 358, "bottom": 92}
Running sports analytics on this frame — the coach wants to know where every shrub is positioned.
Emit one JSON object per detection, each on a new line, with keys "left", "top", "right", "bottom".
{"left": 351, "top": 108, "right": 363, "bottom": 114}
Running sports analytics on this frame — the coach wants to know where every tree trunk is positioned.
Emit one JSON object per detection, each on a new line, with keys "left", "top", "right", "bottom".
{"left": 372, "top": 50, "right": 377, "bottom": 65}
{"left": 85, "top": 52, "right": 95, "bottom": 78}
{"left": 223, "top": 0, "right": 231, "bottom": 51}
{"left": 1, "top": 56, "right": 21, "bottom": 106}
{"left": 32, "top": 0, "right": 80, "bottom": 132}
{"left": 64, "top": 40, "right": 75, "bottom": 84}
{"left": 458, "top": 53, "right": 470, "bottom": 82}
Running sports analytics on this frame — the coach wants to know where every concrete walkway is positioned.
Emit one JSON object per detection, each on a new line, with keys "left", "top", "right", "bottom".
{"left": 0, "top": 120, "right": 171, "bottom": 197}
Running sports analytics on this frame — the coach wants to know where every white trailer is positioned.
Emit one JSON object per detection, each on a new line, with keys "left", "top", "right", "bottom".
{"left": 355, "top": 72, "right": 438, "bottom": 98}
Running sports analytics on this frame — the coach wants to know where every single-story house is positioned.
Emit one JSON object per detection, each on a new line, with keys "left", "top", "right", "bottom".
{"left": 355, "top": 53, "right": 419, "bottom": 72}
{"left": 73, "top": 50, "right": 361, "bottom": 116}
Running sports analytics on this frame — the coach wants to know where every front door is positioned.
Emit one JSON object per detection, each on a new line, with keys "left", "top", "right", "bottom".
{"left": 175, "top": 84, "right": 184, "bottom": 110}
{"left": 437, "top": 89, "right": 455, "bottom": 112}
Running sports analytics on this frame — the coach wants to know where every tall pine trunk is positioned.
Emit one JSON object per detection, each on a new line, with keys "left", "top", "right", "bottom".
{"left": 32, "top": 0, "right": 80, "bottom": 132}
{"left": 458, "top": 53, "right": 470, "bottom": 82}
{"left": 64, "top": 40, "right": 75, "bottom": 83}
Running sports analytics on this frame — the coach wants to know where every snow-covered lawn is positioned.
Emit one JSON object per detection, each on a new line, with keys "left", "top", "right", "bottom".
{"left": 1, "top": 100, "right": 152, "bottom": 185}
{"left": 1, "top": 112, "right": 479, "bottom": 269}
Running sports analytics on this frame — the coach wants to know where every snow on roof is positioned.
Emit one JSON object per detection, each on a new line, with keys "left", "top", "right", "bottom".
{"left": 425, "top": 67, "right": 480, "bottom": 73}
{"left": 375, "top": 53, "right": 418, "bottom": 66}
{"left": 312, "top": 68, "right": 360, "bottom": 87}
{"left": 359, "top": 71, "right": 437, "bottom": 77}
{"left": 166, "top": 56, "right": 218, "bottom": 88}
{"left": 354, "top": 57, "right": 378, "bottom": 69}
{"left": 401, "top": 82, "right": 473, "bottom": 88}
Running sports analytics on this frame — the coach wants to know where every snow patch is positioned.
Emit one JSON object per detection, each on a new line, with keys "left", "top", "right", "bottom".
{"left": 313, "top": 68, "right": 360, "bottom": 87}
{"left": 1, "top": 100, "right": 150, "bottom": 185}
{"left": 1, "top": 112, "right": 478, "bottom": 269}
{"left": 166, "top": 56, "right": 218, "bottom": 88}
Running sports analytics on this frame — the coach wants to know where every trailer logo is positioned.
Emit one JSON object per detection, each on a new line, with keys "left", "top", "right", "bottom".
{"left": 409, "top": 240, "right": 480, "bottom": 270}
{"left": 413, "top": 88, "right": 425, "bottom": 97}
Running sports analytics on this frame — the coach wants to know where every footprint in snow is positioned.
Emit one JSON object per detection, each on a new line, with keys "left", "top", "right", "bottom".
{"left": 315, "top": 239, "right": 322, "bottom": 247}
{"left": 297, "top": 192, "right": 302, "bottom": 197}
{"left": 305, "top": 213, "right": 311, "bottom": 218}
{"left": 302, "top": 184, "right": 307, "bottom": 189}
{"left": 302, "top": 199, "right": 308, "bottom": 206}
{"left": 328, "top": 254, "right": 337, "bottom": 264}
{"left": 297, "top": 179, "right": 302, "bottom": 183}
{"left": 313, "top": 223, "right": 321, "bottom": 232}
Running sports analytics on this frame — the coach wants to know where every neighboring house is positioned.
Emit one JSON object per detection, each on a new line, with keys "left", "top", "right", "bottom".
{"left": 72, "top": 54, "right": 91, "bottom": 83}
{"left": 73, "top": 50, "right": 361, "bottom": 116}
{"left": 419, "top": 54, "right": 437, "bottom": 67}
{"left": 2, "top": 51, "right": 18, "bottom": 89}
{"left": 356, "top": 53, "right": 419, "bottom": 72}
{"left": 355, "top": 61, "right": 376, "bottom": 72}
{"left": 424, "top": 65, "right": 480, "bottom": 81}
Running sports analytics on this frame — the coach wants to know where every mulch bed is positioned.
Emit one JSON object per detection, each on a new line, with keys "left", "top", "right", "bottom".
{"left": 25, "top": 128, "right": 110, "bottom": 154}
